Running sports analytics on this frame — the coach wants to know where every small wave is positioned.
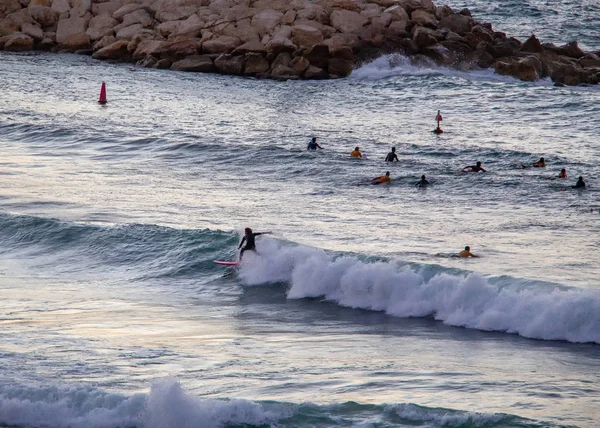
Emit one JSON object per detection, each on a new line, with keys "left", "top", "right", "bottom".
{"left": 0, "top": 213, "right": 238, "bottom": 280}
{"left": 349, "top": 53, "right": 550, "bottom": 85}
{"left": 238, "top": 240, "right": 600, "bottom": 344}
{"left": 0, "top": 378, "right": 549, "bottom": 428}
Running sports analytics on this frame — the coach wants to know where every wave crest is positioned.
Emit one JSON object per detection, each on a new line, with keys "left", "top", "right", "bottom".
{"left": 239, "top": 240, "right": 600, "bottom": 344}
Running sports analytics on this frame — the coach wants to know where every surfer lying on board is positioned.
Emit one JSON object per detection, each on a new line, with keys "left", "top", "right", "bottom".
{"left": 238, "top": 228, "right": 272, "bottom": 260}
{"left": 533, "top": 157, "right": 546, "bottom": 168}
{"left": 461, "top": 161, "right": 486, "bottom": 173}
{"left": 372, "top": 171, "right": 391, "bottom": 185}
{"left": 307, "top": 137, "right": 322, "bottom": 150}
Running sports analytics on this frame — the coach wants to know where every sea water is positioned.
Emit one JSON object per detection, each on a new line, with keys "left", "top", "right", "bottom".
{"left": 1, "top": 1, "right": 599, "bottom": 426}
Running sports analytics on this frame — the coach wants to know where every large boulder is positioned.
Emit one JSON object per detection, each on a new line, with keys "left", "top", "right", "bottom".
{"left": 115, "top": 23, "right": 142, "bottom": 40}
{"left": 132, "top": 38, "right": 167, "bottom": 60}
{"left": 232, "top": 40, "right": 265, "bottom": 54}
{"left": 59, "top": 31, "right": 90, "bottom": 50}
{"left": 330, "top": 9, "right": 367, "bottom": 33}
{"left": 251, "top": 9, "right": 283, "bottom": 37}
{"left": 493, "top": 57, "right": 538, "bottom": 81}
{"left": 168, "top": 14, "right": 203, "bottom": 39}
{"left": 0, "top": 20, "right": 20, "bottom": 37}
{"left": 160, "top": 38, "right": 200, "bottom": 58}
{"left": 21, "top": 22, "right": 43, "bottom": 40}
{"left": 243, "top": 52, "right": 269, "bottom": 74}
{"left": 156, "top": 20, "right": 180, "bottom": 38}
{"left": 113, "top": 4, "right": 145, "bottom": 21}
{"left": 86, "top": 14, "right": 117, "bottom": 41}
{"left": 438, "top": 14, "right": 473, "bottom": 35}
{"left": 290, "top": 55, "right": 310, "bottom": 74}
{"left": 30, "top": 0, "right": 52, "bottom": 8}
{"left": 304, "top": 43, "right": 329, "bottom": 69}
{"left": 411, "top": 9, "right": 436, "bottom": 28}
{"left": 91, "top": 38, "right": 129, "bottom": 59}
{"left": 56, "top": 16, "right": 87, "bottom": 43}
{"left": 265, "top": 36, "right": 295, "bottom": 55}
{"left": 214, "top": 53, "right": 244, "bottom": 74}
{"left": 0, "top": 0, "right": 22, "bottom": 16}
{"left": 303, "top": 65, "right": 328, "bottom": 78}
{"left": 328, "top": 56, "right": 353, "bottom": 76}
{"left": 291, "top": 24, "right": 323, "bottom": 48}
{"left": 120, "top": 9, "right": 153, "bottom": 29}
{"left": 295, "top": 4, "right": 329, "bottom": 24}
{"left": 51, "top": 0, "right": 70, "bottom": 14}
{"left": 28, "top": 5, "right": 59, "bottom": 26}
{"left": 270, "top": 63, "right": 298, "bottom": 79}
{"left": 520, "top": 34, "right": 543, "bottom": 53}
{"left": 221, "top": 18, "right": 260, "bottom": 43}
{"left": 92, "top": 34, "right": 115, "bottom": 50}
{"left": 171, "top": 54, "right": 215, "bottom": 72}
{"left": 400, "top": 0, "right": 435, "bottom": 14}
{"left": 412, "top": 26, "right": 441, "bottom": 48}
{"left": 92, "top": 1, "right": 122, "bottom": 17}
{"left": 383, "top": 5, "right": 409, "bottom": 22}
{"left": 202, "top": 36, "right": 240, "bottom": 54}
{"left": 543, "top": 40, "right": 585, "bottom": 59}
{"left": 3, "top": 32, "right": 34, "bottom": 50}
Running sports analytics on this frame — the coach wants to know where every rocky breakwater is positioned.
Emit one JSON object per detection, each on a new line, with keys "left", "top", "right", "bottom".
{"left": 1, "top": 0, "right": 599, "bottom": 84}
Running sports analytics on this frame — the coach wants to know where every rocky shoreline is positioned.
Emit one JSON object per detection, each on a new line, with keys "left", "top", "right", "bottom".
{"left": 1, "top": 0, "right": 599, "bottom": 85}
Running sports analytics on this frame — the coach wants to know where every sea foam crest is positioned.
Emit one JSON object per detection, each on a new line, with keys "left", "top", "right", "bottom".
{"left": 239, "top": 239, "right": 600, "bottom": 344}
{"left": 0, "top": 379, "right": 288, "bottom": 428}
{"left": 350, "top": 53, "right": 533, "bottom": 83}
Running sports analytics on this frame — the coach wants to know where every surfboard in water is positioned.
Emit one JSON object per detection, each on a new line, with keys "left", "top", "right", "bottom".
{"left": 214, "top": 260, "right": 239, "bottom": 266}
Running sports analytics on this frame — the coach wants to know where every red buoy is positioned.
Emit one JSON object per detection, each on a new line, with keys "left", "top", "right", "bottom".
{"left": 98, "top": 82, "right": 107, "bottom": 104}
{"left": 433, "top": 110, "right": 444, "bottom": 134}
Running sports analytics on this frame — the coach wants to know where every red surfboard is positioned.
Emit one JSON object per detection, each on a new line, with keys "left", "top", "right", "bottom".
{"left": 214, "top": 260, "right": 239, "bottom": 266}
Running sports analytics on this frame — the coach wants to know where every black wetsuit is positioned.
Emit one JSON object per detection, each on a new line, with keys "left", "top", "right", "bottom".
{"left": 308, "top": 142, "right": 322, "bottom": 150}
{"left": 416, "top": 179, "right": 430, "bottom": 187}
{"left": 573, "top": 179, "right": 586, "bottom": 189}
{"left": 385, "top": 152, "right": 399, "bottom": 162}
{"left": 238, "top": 232, "right": 264, "bottom": 258}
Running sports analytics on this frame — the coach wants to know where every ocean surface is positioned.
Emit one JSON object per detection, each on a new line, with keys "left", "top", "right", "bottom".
{"left": 1, "top": 1, "right": 599, "bottom": 427}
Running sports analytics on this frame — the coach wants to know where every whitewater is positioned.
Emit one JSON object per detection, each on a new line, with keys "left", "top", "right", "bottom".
{"left": 1, "top": 1, "right": 600, "bottom": 426}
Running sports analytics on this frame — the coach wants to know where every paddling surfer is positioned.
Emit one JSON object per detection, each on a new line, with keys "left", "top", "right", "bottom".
{"left": 461, "top": 161, "right": 486, "bottom": 173}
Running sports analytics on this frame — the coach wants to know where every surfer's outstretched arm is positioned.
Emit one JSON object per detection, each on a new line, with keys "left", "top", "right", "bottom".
{"left": 254, "top": 231, "right": 272, "bottom": 237}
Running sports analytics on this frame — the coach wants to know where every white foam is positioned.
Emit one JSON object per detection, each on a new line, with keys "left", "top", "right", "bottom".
{"left": 349, "top": 53, "right": 549, "bottom": 85}
{"left": 239, "top": 240, "right": 600, "bottom": 344}
{"left": 0, "top": 378, "right": 290, "bottom": 428}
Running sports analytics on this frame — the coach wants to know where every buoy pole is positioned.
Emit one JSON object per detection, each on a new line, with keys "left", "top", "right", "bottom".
{"left": 98, "top": 82, "right": 107, "bottom": 105}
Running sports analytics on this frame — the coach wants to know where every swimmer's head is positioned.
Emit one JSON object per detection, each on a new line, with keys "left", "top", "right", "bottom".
{"left": 421, "top": 175, "right": 426, "bottom": 180}
{"left": 476, "top": 161, "right": 482, "bottom": 167}
{"left": 392, "top": 147, "right": 396, "bottom": 152}
{"left": 464, "top": 246, "right": 470, "bottom": 251}
{"left": 540, "top": 157, "right": 544, "bottom": 162}
{"left": 312, "top": 137, "right": 316, "bottom": 142}
{"left": 245, "top": 227, "right": 252, "bottom": 234}
{"left": 386, "top": 171, "right": 390, "bottom": 176}
{"left": 355, "top": 147, "right": 360, "bottom": 151}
